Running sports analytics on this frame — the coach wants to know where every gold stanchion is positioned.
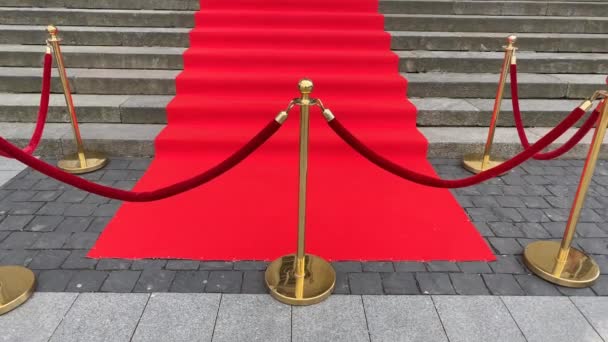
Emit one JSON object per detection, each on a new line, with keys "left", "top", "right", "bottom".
{"left": 265, "top": 79, "right": 336, "bottom": 305}
{"left": 463, "top": 35, "right": 517, "bottom": 174}
{"left": 47, "top": 25, "right": 108, "bottom": 174}
{"left": 523, "top": 98, "right": 607, "bottom": 288}
{"left": 0, "top": 266, "right": 36, "bottom": 315}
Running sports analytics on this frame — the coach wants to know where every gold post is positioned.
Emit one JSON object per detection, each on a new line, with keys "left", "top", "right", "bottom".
{"left": 0, "top": 266, "right": 36, "bottom": 315}
{"left": 523, "top": 99, "right": 607, "bottom": 288}
{"left": 46, "top": 25, "right": 108, "bottom": 174}
{"left": 463, "top": 35, "right": 518, "bottom": 174}
{"left": 265, "top": 79, "right": 336, "bottom": 306}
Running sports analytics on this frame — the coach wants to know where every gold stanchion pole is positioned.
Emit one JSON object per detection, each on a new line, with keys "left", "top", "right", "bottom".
{"left": 523, "top": 99, "right": 607, "bottom": 288}
{"left": 47, "top": 25, "right": 108, "bottom": 174}
{"left": 463, "top": 35, "right": 517, "bottom": 174}
{"left": 265, "top": 79, "right": 336, "bottom": 305}
{"left": 0, "top": 266, "right": 36, "bottom": 315}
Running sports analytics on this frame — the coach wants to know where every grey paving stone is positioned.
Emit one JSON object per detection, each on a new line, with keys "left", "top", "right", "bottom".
{"left": 489, "top": 255, "right": 526, "bottom": 274}
{"left": 434, "top": 296, "right": 525, "bottom": 342}
{"left": 55, "top": 216, "right": 93, "bottom": 233}
{"left": 63, "top": 232, "right": 99, "bottom": 249}
{"left": 215, "top": 294, "right": 290, "bottom": 342}
{"left": 503, "top": 296, "right": 603, "bottom": 342}
{"left": 578, "top": 239, "right": 608, "bottom": 255}
{"left": 86, "top": 216, "right": 111, "bottom": 233}
{"left": 332, "top": 261, "right": 362, "bottom": 273}
{"left": 61, "top": 250, "right": 98, "bottom": 269}
{"left": 205, "top": 270, "right": 242, "bottom": 293}
{"left": 334, "top": 272, "right": 350, "bottom": 294}
{"left": 496, "top": 195, "right": 526, "bottom": 208}
{"left": 457, "top": 261, "right": 493, "bottom": 274}
{"left": 381, "top": 272, "right": 419, "bottom": 295}
{"left": 24, "top": 215, "right": 63, "bottom": 232}
{"left": 488, "top": 237, "right": 523, "bottom": 254}
{"left": 37, "top": 202, "right": 70, "bottom": 216}
{"left": 50, "top": 293, "right": 149, "bottom": 342}
{"left": 576, "top": 223, "right": 608, "bottom": 238}
{"left": 30, "top": 232, "right": 71, "bottom": 249}
{"left": 241, "top": 270, "right": 267, "bottom": 294}
{"left": 5, "top": 201, "right": 44, "bottom": 215}
{"left": 363, "top": 296, "right": 447, "bottom": 342}
{"left": 199, "top": 261, "right": 233, "bottom": 271}
{"left": 132, "top": 293, "right": 220, "bottom": 342}
{"left": 165, "top": 259, "right": 200, "bottom": 270}
{"left": 0, "top": 231, "right": 8, "bottom": 243}
{"left": 488, "top": 222, "right": 524, "bottom": 237}
{"left": 293, "top": 295, "right": 369, "bottom": 342}
{"left": 482, "top": 274, "right": 525, "bottom": 295}
{"left": 0, "top": 214, "right": 33, "bottom": 231}
{"left": 134, "top": 269, "right": 176, "bottom": 293}
{"left": 30, "top": 190, "right": 62, "bottom": 202}
{"left": 93, "top": 202, "right": 121, "bottom": 216}
{"left": 0, "top": 231, "right": 40, "bottom": 249}
{"left": 169, "top": 270, "right": 209, "bottom": 293}
{"left": 0, "top": 249, "right": 36, "bottom": 266}
{"left": 426, "top": 261, "right": 460, "bottom": 272}
{"left": 28, "top": 249, "right": 69, "bottom": 270}
{"left": 66, "top": 270, "right": 109, "bottom": 292}
{"left": 234, "top": 260, "right": 268, "bottom": 271}
{"left": 349, "top": 272, "right": 383, "bottom": 295}
{"left": 37, "top": 269, "right": 76, "bottom": 292}
{"left": 519, "top": 222, "right": 552, "bottom": 239}
{"left": 0, "top": 293, "right": 78, "bottom": 342}
{"left": 393, "top": 261, "right": 426, "bottom": 272}
{"left": 492, "top": 207, "right": 525, "bottom": 223}
{"left": 101, "top": 270, "right": 141, "bottom": 292}
{"left": 131, "top": 259, "right": 166, "bottom": 270}
{"left": 450, "top": 273, "right": 490, "bottom": 295}
{"left": 64, "top": 203, "right": 97, "bottom": 217}
{"left": 416, "top": 273, "right": 455, "bottom": 295}
{"left": 572, "top": 297, "right": 608, "bottom": 340}
{"left": 96, "top": 258, "right": 132, "bottom": 270}
{"left": 515, "top": 275, "right": 562, "bottom": 296}
{"left": 556, "top": 286, "right": 596, "bottom": 296}
{"left": 362, "top": 262, "right": 394, "bottom": 272}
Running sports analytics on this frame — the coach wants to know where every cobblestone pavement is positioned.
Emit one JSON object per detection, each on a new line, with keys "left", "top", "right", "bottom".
{"left": 0, "top": 157, "right": 607, "bottom": 296}
{"left": 1, "top": 293, "right": 607, "bottom": 342}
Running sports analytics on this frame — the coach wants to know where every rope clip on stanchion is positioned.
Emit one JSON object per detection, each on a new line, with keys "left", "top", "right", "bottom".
{"left": 47, "top": 25, "right": 109, "bottom": 174}
{"left": 265, "top": 79, "right": 336, "bottom": 306}
{"left": 523, "top": 92, "right": 608, "bottom": 288}
{"left": 463, "top": 35, "right": 518, "bottom": 174}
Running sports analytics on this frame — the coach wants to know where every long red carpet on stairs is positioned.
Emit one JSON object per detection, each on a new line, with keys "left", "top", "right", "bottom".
{"left": 88, "top": 0, "right": 495, "bottom": 261}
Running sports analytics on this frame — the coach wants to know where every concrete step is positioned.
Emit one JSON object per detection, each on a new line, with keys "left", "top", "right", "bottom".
{"left": 2, "top": 46, "right": 606, "bottom": 75}
{"left": 0, "top": 0, "right": 199, "bottom": 10}
{"left": 379, "top": 1, "right": 608, "bottom": 17}
{"left": 0, "top": 94, "right": 589, "bottom": 128}
{"left": 0, "top": 8, "right": 195, "bottom": 27}
{"left": 2, "top": 122, "right": 605, "bottom": 159}
{"left": 3, "top": 8, "right": 607, "bottom": 34}
{"left": 384, "top": 14, "right": 608, "bottom": 34}
{"left": 1, "top": 26, "right": 606, "bottom": 52}
{"left": 0, "top": 67, "right": 602, "bottom": 98}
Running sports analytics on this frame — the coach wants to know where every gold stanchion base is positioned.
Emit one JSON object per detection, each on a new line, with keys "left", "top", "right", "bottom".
{"left": 265, "top": 254, "right": 335, "bottom": 306}
{"left": 462, "top": 152, "right": 506, "bottom": 175}
{"left": 58, "top": 151, "right": 108, "bottom": 174}
{"left": 0, "top": 266, "right": 36, "bottom": 316}
{"left": 523, "top": 241, "right": 600, "bottom": 288}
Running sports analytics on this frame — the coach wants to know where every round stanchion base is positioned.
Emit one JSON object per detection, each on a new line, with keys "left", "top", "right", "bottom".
{"left": 0, "top": 266, "right": 36, "bottom": 316}
{"left": 523, "top": 241, "right": 600, "bottom": 288}
{"left": 58, "top": 151, "right": 108, "bottom": 174}
{"left": 462, "top": 152, "right": 506, "bottom": 175}
{"left": 265, "top": 254, "right": 335, "bottom": 306}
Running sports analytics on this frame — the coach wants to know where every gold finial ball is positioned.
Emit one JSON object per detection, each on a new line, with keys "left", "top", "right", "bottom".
{"left": 47, "top": 25, "right": 58, "bottom": 35}
{"left": 507, "top": 35, "right": 517, "bottom": 44}
{"left": 298, "top": 79, "right": 314, "bottom": 94}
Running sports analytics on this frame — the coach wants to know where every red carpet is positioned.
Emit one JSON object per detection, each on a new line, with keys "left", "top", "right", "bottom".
{"left": 89, "top": 0, "right": 495, "bottom": 261}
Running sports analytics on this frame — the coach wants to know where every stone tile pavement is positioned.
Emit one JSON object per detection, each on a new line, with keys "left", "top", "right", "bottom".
{"left": 0, "top": 157, "right": 607, "bottom": 296}
{"left": 1, "top": 293, "right": 606, "bottom": 342}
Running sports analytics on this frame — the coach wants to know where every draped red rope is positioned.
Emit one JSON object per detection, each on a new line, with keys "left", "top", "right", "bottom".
{"left": 327, "top": 104, "right": 590, "bottom": 188}
{"left": 0, "top": 119, "right": 282, "bottom": 202}
{"left": 510, "top": 63, "right": 599, "bottom": 160}
{"left": 0, "top": 52, "right": 52, "bottom": 158}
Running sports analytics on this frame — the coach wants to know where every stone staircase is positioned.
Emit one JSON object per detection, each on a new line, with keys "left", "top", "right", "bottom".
{"left": 0, "top": 0, "right": 607, "bottom": 158}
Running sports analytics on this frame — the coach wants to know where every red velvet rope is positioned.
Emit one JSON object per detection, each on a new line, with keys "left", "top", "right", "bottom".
{"left": 327, "top": 105, "right": 588, "bottom": 188}
{"left": 0, "top": 119, "right": 282, "bottom": 201}
{"left": 0, "top": 52, "right": 52, "bottom": 158}
{"left": 510, "top": 63, "right": 599, "bottom": 160}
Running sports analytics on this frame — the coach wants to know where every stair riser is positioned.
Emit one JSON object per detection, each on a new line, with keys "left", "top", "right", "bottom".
{"left": 0, "top": 9, "right": 195, "bottom": 28}
{"left": 380, "top": 1, "right": 608, "bottom": 17}
{"left": 407, "top": 82, "right": 593, "bottom": 99}
{"left": 0, "top": 0, "right": 200, "bottom": 10}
